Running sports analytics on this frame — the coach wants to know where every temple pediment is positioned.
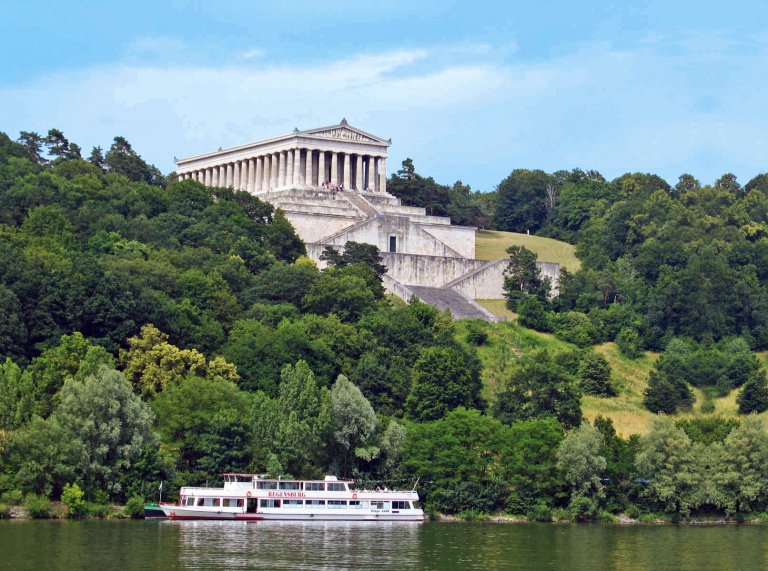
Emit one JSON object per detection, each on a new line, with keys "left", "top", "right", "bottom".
{"left": 301, "top": 120, "right": 389, "bottom": 145}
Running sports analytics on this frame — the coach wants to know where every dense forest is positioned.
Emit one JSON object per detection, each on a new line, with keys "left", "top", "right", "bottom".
{"left": 3, "top": 129, "right": 768, "bottom": 522}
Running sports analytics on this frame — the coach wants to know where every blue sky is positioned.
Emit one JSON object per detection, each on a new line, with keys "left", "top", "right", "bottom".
{"left": 2, "top": 1, "right": 767, "bottom": 192}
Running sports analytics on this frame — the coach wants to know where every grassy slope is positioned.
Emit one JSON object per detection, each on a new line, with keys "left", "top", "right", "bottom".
{"left": 475, "top": 230, "right": 581, "bottom": 272}
{"left": 456, "top": 320, "right": 768, "bottom": 437}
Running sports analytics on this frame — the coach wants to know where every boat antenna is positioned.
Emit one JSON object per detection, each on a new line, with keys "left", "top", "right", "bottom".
{"left": 412, "top": 477, "right": 420, "bottom": 493}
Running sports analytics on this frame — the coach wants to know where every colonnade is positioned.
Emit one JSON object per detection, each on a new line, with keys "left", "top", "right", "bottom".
{"left": 179, "top": 148, "right": 387, "bottom": 194}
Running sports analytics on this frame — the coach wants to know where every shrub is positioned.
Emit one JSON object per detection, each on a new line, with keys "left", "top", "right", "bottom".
{"left": 457, "top": 509, "right": 485, "bottom": 521}
{"left": 552, "top": 312, "right": 599, "bottom": 347}
{"left": 616, "top": 328, "right": 642, "bottom": 358}
{"left": 465, "top": 326, "right": 488, "bottom": 346}
{"left": 577, "top": 352, "right": 615, "bottom": 396}
{"left": 87, "top": 503, "right": 111, "bottom": 518}
{"left": 737, "top": 371, "right": 768, "bottom": 414}
{"left": 62, "top": 483, "right": 87, "bottom": 518}
{"left": 124, "top": 495, "right": 146, "bottom": 519}
{"left": 24, "top": 495, "right": 52, "bottom": 519}
{"left": 624, "top": 504, "right": 641, "bottom": 519}
{"left": 568, "top": 495, "right": 599, "bottom": 522}
{"left": 526, "top": 503, "right": 553, "bottom": 522}
{"left": 0, "top": 490, "right": 23, "bottom": 506}
{"left": 0, "top": 503, "right": 10, "bottom": 519}
{"left": 517, "top": 296, "right": 551, "bottom": 332}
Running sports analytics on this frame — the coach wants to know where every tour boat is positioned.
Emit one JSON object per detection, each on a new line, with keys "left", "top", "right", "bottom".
{"left": 158, "top": 474, "right": 424, "bottom": 522}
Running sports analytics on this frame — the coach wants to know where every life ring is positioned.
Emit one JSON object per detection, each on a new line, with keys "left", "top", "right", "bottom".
{"left": 246, "top": 491, "right": 252, "bottom": 498}
{"left": 352, "top": 493, "right": 358, "bottom": 499}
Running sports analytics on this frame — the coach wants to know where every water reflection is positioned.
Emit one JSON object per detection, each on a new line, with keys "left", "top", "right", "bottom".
{"left": 170, "top": 519, "right": 423, "bottom": 570}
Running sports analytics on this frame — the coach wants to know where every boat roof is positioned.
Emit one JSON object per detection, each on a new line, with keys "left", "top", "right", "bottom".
{"left": 221, "top": 473, "right": 355, "bottom": 482}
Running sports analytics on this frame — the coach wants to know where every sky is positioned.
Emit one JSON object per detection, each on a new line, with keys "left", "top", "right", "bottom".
{"left": 1, "top": 1, "right": 767, "bottom": 192}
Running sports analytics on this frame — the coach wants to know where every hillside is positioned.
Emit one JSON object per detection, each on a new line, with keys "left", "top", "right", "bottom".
{"left": 475, "top": 230, "right": 580, "bottom": 272}
{"left": 456, "top": 319, "right": 768, "bottom": 437}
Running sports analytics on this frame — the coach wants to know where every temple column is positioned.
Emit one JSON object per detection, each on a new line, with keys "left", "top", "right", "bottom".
{"left": 293, "top": 148, "right": 302, "bottom": 186}
{"left": 233, "top": 162, "right": 241, "bottom": 189}
{"left": 367, "top": 157, "right": 377, "bottom": 191}
{"left": 277, "top": 151, "right": 285, "bottom": 188}
{"left": 343, "top": 153, "right": 351, "bottom": 189}
{"left": 318, "top": 152, "right": 326, "bottom": 185}
{"left": 286, "top": 150, "right": 294, "bottom": 189}
{"left": 330, "top": 152, "right": 338, "bottom": 185}
{"left": 271, "top": 153, "right": 279, "bottom": 189}
{"left": 305, "top": 149, "right": 313, "bottom": 187}
{"left": 224, "top": 163, "right": 232, "bottom": 187}
{"left": 211, "top": 166, "right": 218, "bottom": 186}
{"left": 247, "top": 158, "right": 255, "bottom": 192}
{"left": 379, "top": 157, "right": 387, "bottom": 193}
{"left": 355, "top": 155, "right": 363, "bottom": 190}
{"left": 204, "top": 168, "right": 209, "bottom": 186}
{"left": 254, "top": 157, "right": 262, "bottom": 192}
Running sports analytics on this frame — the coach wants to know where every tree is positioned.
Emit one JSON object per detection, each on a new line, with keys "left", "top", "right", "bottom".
{"left": 329, "top": 375, "right": 378, "bottom": 475}
{"left": 634, "top": 416, "right": 699, "bottom": 515}
{"left": 52, "top": 366, "right": 157, "bottom": 498}
{"left": 737, "top": 370, "right": 768, "bottom": 414}
{"left": 17, "top": 131, "right": 46, "bottom": 165}
{"left": 104, "top": 136, "right": 163, "bottom": 185}
{"left": 716, "top": 416, "right": 768, "bottom": 514}
{"left": 493, "top": 169, "right": 551, "bottom": 233}
{"left": 557, "top": 422, "right": 606, "bottom": 517}
{"left": 88, "top": 146, "right": 106, "bottom": 169}
{"left": 577, "top": 351, "right": 615, "bottom": 396}
{"left": 406, "top": 346, "right": 484, "bottom": 421}
{"left": 493, "top": 350, "right": 582, "bottom": 429}
{"left": 119, "top": 324, "right": 238, "bottom": 398}
{"left": 320, "top": 241, "right": 387, "bottom": 282}
{"left": 643, "top": 370, "right": 692, "bottom": 414}
{"left": 503, "top": 245, "right": 550, "bottom": 310}
{"left": 151, "top": 375, "right": 250, "bottom": 473}
{"left": 516, "top": 295, "right": 551, "bottom": 331}
{"left": 302, "top": 269, "right": 376, "bottom": 322}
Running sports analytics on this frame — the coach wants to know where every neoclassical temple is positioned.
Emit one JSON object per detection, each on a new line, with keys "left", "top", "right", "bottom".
{"left": 176, "top": 120, "right": 559, "bottom": 321}
{"left": 176, "top": 119, "right": 389, "bottom": 194}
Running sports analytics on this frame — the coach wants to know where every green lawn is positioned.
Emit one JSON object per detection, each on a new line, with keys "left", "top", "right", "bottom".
{"left": 475, "top": 230, "right": 581, "bottom": 272}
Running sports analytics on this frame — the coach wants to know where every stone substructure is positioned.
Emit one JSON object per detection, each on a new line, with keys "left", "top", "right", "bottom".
{"left": 176, "top": 121, "right": 560, "bottom": 321}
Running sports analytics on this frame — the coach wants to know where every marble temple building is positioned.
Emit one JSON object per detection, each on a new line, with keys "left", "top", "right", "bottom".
{"left": 176, "top": 120, "right": 559, "bottom": 321}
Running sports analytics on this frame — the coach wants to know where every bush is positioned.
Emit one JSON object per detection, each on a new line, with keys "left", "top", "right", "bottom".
{"left": 737, "top": 371, "right": 768, "bottom": 414}
{"left": 24, "top": 495, "right": 52, "bottom": 519}
{"left": 624, "top": 504, "right": 641, "bottom": 519}
{"left": 457, "top": 509, "right": 485, "bottom": 521}
{"left": 87, "top": 503, "right": 111, "bottom": 518}
{"left": 1, "top": 490, "right": 23, "bottom": 506}
{"left": 0, "top": 503, "right": 10, "bottom": 519}
{"left": 577, "top": 352, "right": 615, "bottom": 396}
{"left": 568, "top": 495, "right": 599, "bottom": 522}
{"left": 124, "top": 495, "right": 146, "bottom": 519}
{"left": 517, "top": 296, "right": 551, "bottom": 332}
{"left": 552, "top": 312, "right": 599, "bottom": 347}
{"left": 62, "top": 483, "right": 87, "bottom": 518}
{"left": 465, "top": 326, "right": 488, "bottom": 346}
{"left": 616, "top": 328, "right": 642, "bottom": 358}
{"left": 526, "top": 503, "right": 553, "bottom": 522}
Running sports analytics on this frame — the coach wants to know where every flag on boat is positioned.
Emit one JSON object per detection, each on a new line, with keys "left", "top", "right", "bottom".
{"left": 158, "top": 481, "right": 163, "bottom": 492}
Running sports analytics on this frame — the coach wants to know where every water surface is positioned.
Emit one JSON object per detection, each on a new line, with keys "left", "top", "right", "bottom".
{"left": 1, "top": 519, "right": 767, "bottom": 570}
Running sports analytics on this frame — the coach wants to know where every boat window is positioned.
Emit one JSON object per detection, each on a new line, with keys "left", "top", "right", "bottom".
{"left": 371, "top": 501, "right": 390, "bottom": 510}
{"left": 349, "top": 501, "right": 369, "bottom": 509}
{"left": 235, "top": 475, "right": 253, "bottom": 483}
{"left": 257, "top": 481, "right": 278, "bottom": 490}
{"left": 279, "top": 481, "right": 301, "bottom": 490}
{"left": 259, "top": 499, "right": 281, "bottom": 508}
{"left": 305, "top": 500, "right": 325, "bottom": 508}
{"left": 212, "top": 498, "right": 220, "bottom": 507}
{"left": 237, "top": 499, "right": 244, "bottom": 507}
{"left": 327, "top": 483, "right": 346, "bottom": 492}
{"left": 283, "top": 499, "right": 303, "bottom": 507}
{"left": 304, "top": 482, "right": 325, "bottom": 491}
{"left": 197, "top": 498, "right": 205, "bottom": 506}
{"left": 328, "top": 500, "right": 347, "bottom": 509}
{"left": 222, "top": 498, "right": 242, "bottom": 508}
{"left": 186, "top": 497, "right": 196, "bottom": 506}
{"left": 392, "top": 501, "right": 409, "bottom": 510}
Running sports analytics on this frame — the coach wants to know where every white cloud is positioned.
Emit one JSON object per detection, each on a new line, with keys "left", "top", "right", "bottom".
{"left": 1, "top": 37, "right": 767, "bottom": 190}
{"left": 240, "top": 48, "right": 265, "bottom": 60}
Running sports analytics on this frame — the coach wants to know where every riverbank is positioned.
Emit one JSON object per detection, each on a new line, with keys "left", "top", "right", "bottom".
{"left": 433, "top": 512, "right": 768, "bottom": 525}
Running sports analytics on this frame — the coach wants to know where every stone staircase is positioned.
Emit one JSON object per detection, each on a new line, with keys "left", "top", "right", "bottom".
{"left": 407, "top": 286, "right": 500, "bottom": 321}
{"left": 342, "top": 191, "right": 380, "bottom": 218}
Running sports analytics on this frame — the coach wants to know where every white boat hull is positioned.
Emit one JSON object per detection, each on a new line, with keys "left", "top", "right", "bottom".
{"left": 160, "top": 505, "right": 423, "bottom": 522}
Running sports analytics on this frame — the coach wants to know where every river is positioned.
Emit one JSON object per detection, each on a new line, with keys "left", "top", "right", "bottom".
{"left": 1, "top": 519, "right": 767, "bottom": 570}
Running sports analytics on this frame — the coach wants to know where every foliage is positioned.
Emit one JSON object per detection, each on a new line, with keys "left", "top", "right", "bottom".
{"left": 61, "top": 482, "right": 87, "bottom": 518}
{"left": 577, "top": 351, "right": 615, "bottom": 396}
{"left": 493, "top": 350, "right": 582, "bottom": 429}
{"left": 503, "top": 246, "right": 550, "bottom": 311}
{"left": 557, "top": 422, "right": 606, "bottom": 514}
{"left": 406, "top": 346, "right": 484, "bottom": 421}
{"left": 24, "top": 494, "right": 52, "bottom": 519}
{"left": 124, "top": 495, "right": 146, "bottom": 519}
{"left": 737, "top": 370, "right": 768, "bottom": 414}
